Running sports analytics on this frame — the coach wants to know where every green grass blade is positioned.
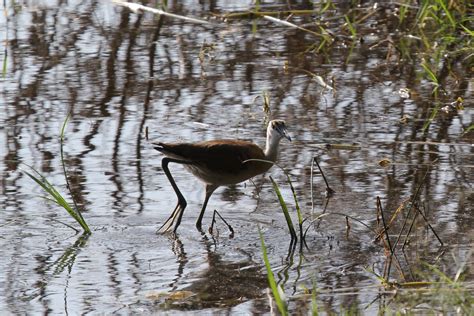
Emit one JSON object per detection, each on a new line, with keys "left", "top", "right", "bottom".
{"left": 416, "top": 1, "right": 431, "bottom": 26}
{"left": 270, "top": 176, "right": 296, "bottom": 239}
{"left": 2, "top": 48, "right": 7, "bottom": 78}
{"left": 422, "top": 102, "right": 440, "bottom": 132}
{"left": 60, "top": 113, "right": 70, "bottom": 141}
{"left": 58, "top": 114, "right": 91, "bottom": 233}
{"left": 435, "top": 0, "right": 456, "bottom": 28}
{"left": 460, "top": 25, "right": 474, "bottom": 36}
{"left": 462, "top": 124, "right": 474, "bottom": 135}
{"left": 23, "top": 169, "right": 59, "bottom": 200}
{"left": 21, "top": 163, "right": 91, "bottom": 233}
{"left": 312, "top": 277, "right": 319, "bottom": 316}
{"left": 344, "top": 15, "right": 357, "bottom": 38}
{"left": 22, "top": 168, "right": 80, "bottom": 221}
{"left": 60, "top": 114, "right": 84, "bottom": 222}
{"left": 286, "top": 174, "right": 303, "bottom": 225}
{"left": 259, "top": 227, "right": 287, "bottom": 316}
{"left": 398, "top": 2, "right": 408, "bottom": 25}
{"left": 421, "top": 61, "right": 438, "bottom": 84}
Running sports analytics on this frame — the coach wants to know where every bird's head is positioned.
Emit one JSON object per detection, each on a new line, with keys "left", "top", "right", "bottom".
{"left": 267, "top": 120, "right": 291, "bottom": 142}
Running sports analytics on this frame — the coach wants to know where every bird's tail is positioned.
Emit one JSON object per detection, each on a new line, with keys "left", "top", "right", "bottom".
{"left": 152, "top": 142, "right": 187, "bottom": 161}
{"left": 152, "top": 142, "right": 165, "bottom": 153}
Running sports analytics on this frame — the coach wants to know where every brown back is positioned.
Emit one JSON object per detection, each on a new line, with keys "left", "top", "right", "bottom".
{"left": 156, "top": 140, "right": 273, "bottom": 176}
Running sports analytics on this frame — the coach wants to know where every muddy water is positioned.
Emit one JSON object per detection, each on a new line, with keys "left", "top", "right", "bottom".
{"left": 1, "top": 0, "right": 472, "bottom": 314}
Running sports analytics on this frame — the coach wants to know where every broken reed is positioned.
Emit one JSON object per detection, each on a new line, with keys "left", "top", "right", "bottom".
{"left": 22, "top": 114, "right": 91, "bottom": 234}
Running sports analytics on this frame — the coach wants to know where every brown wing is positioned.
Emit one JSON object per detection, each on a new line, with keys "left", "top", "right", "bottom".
{"left": 154, "top": 140, "right": 272, "bottom": 176}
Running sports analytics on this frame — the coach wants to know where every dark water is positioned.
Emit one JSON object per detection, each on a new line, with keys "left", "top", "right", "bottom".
{"left": 1, "top": 0, "right": 472, "bottom": 314}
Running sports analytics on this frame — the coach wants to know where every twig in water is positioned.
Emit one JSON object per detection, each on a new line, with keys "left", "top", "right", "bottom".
{"left": 345, "top": 216, "right": 351, "bottom": 239}
{"left": 390, "top": 168, "right": 429, "bottom": 252}
{"left": 112, "top": 0, "right": 210, "bottom": 25}
{"left": 373, "top": 198, "right": 409, "bottom": 243}
{"left": 401, "top": 168, "right": 432, "bottom": 250}
{"left": 313, "top": 157, "right": 335, "bottom": 197}
{"left": 412, "top": 203, "right": 443, "bottom": 246}
{"left": 377, "top": 197, "right": 394, "bottom": 281}
{"left": 262, "top": 14, "right": 325, "bottom": 38}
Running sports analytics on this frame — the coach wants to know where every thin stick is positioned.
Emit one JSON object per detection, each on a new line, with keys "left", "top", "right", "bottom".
{"left": 221, "top": 9, "right": 319, "bottom": 19}
{"left": 377, "top": 197, "right": 393, "bottom": 281}
{"left": 345, "top": 216, "right": 351, "bottom": 239}
{"left": 400, "top": 169, "right": 430, "bottom": 249}
{"left": 300, "top": 218, "right": 309, "bottom": 250}
{"left": 415, "top": 203, "right": 443, "bottom": 246}
{"left": 50, "top": 218, "right": 80, "bottom": 234}
{"left": 305, "top": 212, "right": 378, "bottom": 235}
{"left": 313, "top": 157, "right": 335, "bottom": 197}
{"left": 262, "top": 15, "right": 326, "bottom": 38}
{"left": 310, "top": 157, "right": 315, "bottom": 213}
{"left": 377, "top": 197, "right": 393, "bottom": 252}
{"left": 112, "top": 0, "right": 210, "bottom": 25}
{"left": 374, "top": 199, "right": 409, "bottom": 242}
{"left": 391, "top": 168, "right": 429, "bottom": 251}
{"left": 402, "top": 203, "right": 420, "bottom": 249}
{"left": 316, "top": 198, "right": 331, "bottom": 230}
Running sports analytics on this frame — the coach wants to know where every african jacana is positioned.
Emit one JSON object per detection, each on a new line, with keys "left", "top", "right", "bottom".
{"left": 153, "top": 120, "right": 291, "bottom": 233}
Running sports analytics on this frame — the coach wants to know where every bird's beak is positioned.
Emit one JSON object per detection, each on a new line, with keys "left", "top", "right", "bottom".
{"left": 278, "top": 126, "right": 292, "bottom": 142}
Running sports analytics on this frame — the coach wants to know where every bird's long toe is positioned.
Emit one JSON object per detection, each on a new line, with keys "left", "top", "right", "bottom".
{"left": 158, "top": 202, "right": 185, "bottom": 233}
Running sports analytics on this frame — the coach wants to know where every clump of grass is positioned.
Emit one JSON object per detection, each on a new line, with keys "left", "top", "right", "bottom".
{"left": 396, "top": 0, "right": 472, "bottom": 130}
{"left": 22, "top": 114, "right": 91, "bottom": 234}
{"left": 382, "top": 260, "right": 474, "bottom": 314}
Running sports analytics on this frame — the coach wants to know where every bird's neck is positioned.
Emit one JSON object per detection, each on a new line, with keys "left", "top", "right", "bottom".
{"left": 264, "top": 133, "right": 279, "bottom": 162}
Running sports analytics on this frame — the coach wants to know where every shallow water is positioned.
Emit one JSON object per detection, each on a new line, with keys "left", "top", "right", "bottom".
{"left": 1, "top": 0, "right": 473, "bottom": 314}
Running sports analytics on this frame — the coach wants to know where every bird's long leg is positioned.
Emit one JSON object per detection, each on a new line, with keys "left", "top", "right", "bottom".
{"left": 196, "top": 184, "right": 218, "bottom": 232}
{"left": 158, "top": 157, "right": 191, "bottom": 233}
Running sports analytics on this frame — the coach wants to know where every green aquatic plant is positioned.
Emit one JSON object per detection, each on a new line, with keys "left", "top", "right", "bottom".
{"left": 270, "top": 176, "right": 297, "bottom": 242}
{"left": 344, "top": 14, "right": 357, "bottom": 39}
{"left": 259, "top": 227, "right": 288, "bottom": 315}
{"left": 22, "top": 114, "right": 91, "bottom": 234}
{"left": 463, "top": 124, "right": 474, "bottom": 135}
{"left": 382, "top": 260, "right": 474, "bottom": 314}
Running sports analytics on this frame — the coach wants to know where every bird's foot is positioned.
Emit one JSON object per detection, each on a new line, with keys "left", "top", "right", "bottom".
{"left": 157, "top": 202, "right": 186, "bottom": 234}
{"left": 208, "top": 209, "right": 234, "bottom": 238}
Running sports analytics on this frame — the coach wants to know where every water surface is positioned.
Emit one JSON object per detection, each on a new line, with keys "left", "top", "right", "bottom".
{"left": 1, "top": 0, "right": 472, "bottom": 314}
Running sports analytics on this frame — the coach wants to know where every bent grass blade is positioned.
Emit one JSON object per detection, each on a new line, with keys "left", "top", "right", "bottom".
{"left": 21, "top": 114, "right": 91, "bottom": 234}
